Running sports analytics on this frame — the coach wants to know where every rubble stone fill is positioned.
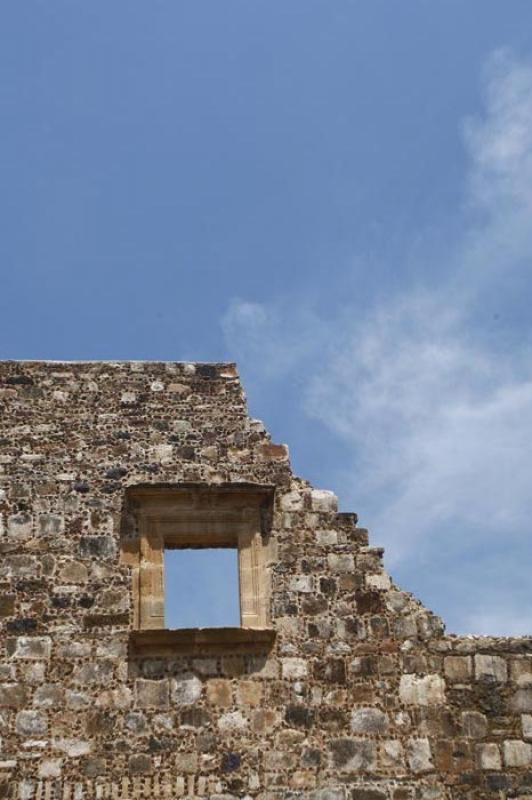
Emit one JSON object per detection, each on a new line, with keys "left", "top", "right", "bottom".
{"left": 0, "top": 360, "right": 530, "bottom": 799}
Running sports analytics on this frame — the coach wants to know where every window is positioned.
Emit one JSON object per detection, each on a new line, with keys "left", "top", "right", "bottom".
{"left": 164, "top": 547, "right": 240, "bottom": 628}
{"left": 121, "top": 485, "right": 275, "bottom": 653}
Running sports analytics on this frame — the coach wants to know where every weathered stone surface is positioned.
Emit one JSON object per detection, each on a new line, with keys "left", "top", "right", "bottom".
{"left": 16, "top": 710, "right": 47, "bottom": 736}
{"left": 399, "top": 675, "right": 446, "bottom": 706}
{"left": 329, "top": 739, "right": 377, "bottom": 771}
{"left": 171, "top": 673, "right": 202, "bottom": 706}
{"left": 12, "top": 637, "right": 51, "bottom": 660}
{"left": 0, "top": 360, "right": 528, "bottom": 797}
{"left": 406, "top": 739, "right": 433, "bottom": 773}
{"left": 135, "top": 679, "right": 169, "bottom": 709}
{"left": 350, "top": 707, "right": 389, "bottom": 734}
{"left": 503, "top": 739, "right": 532, "bottom": 767}
{"left": 475, "top": 654, "right": 508, "bottom": 683}
{"left": 476, "top": 742, "right": 502, "bottom": 770}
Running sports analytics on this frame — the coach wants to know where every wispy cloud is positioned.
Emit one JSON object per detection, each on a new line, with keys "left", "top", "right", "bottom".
{"left": 222, "top": 51, "right": 532, "bottom": 634}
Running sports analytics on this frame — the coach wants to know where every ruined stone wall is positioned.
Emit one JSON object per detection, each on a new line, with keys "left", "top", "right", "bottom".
{"left": 0, "top": 360, "right": 530, "bottom": 800}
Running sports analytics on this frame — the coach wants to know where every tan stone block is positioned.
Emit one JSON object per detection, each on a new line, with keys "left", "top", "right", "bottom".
{"left": 511, "top": 659, "right": 532, "bottom": 686}
{"left": 236, "top": 680, "right": 263, "bottom": 706}
{"left": 135, "top": 679, "right": 169, "bottom": 709}
{"left": 251, "top": 708, "right": 279, "bottom": 733}
{"left": 206, "top": 679, "right": 232, "bottom": 707}
{"left": 503, "top": 739, "right": 532, "bottom": 767}
{"left": 399, "top": 674, "right": 446, "bottom": 706}
{"left": 174, "top": 752, "right": 198, "bottom": 772}
{"left": 523, "top": 714, "right": 532, "bottom": 740}
{"left": 461, "top": 711, "right": 487, "bottom": 738}
{"left": 474, "top": 654, "right": 507, "bottom": 683}
{"left": 282, "top": 658, "right": 308, "bottom": 679}
{"left": 476, "top": 743, "right": 501, "bottom": 770}
{"left": 444, "top": 656, "right": 472, "bottom": 682}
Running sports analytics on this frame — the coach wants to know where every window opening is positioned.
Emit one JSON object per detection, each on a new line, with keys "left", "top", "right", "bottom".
{"left": 164, "top": 547, "right": 240, "bottom": 629}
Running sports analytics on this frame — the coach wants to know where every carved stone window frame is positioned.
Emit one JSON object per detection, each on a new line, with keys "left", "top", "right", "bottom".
{"left": 122, "top": 485, "right": 274, "bottom": 639}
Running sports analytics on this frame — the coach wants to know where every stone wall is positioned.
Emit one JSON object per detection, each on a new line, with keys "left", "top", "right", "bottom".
{"left": 0, "top": 360, "right": 530, "bottom": 800}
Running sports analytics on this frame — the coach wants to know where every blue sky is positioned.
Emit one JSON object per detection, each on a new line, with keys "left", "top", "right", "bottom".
{"left": 1, "top": 2, "right": 532, "bottom": 634}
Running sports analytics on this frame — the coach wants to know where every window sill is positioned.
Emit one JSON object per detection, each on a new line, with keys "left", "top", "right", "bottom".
{"left": 129, "top": 627, "right": 276, "bottom": 656}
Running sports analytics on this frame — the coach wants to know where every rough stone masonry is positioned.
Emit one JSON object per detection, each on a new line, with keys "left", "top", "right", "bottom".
{"left": 0, "top": 360, "right": 531, "bottom": 800}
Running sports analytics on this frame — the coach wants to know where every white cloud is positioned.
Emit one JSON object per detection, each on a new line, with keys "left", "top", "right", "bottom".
{"left": 222, "top": 52, "right": 532, "bottom": 634}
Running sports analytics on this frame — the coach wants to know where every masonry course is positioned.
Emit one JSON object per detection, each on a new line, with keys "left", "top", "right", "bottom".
{"left": 0, "top": 360, "right": 530, "bottom": 800}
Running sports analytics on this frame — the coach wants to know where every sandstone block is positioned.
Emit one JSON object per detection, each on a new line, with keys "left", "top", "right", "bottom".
{"left": 476, "top": 743, "right": 502, "bottom": 770}
{"left": 329, "top": 739, "right": 377, "bottom": 772}
{"left": 406, "top": 738, "right": 433, "bottom": 773}
{"left": 523, "top": 714, "right": 532, "bottom": 740}
{"left": 171, "top": 673, "right": 202, "bottom": 706}
{"left": 73, "top": 660, "right": 114, "bottom": 685}
{"left": 380, "top": 739, "right": 405, "bottom": 769}
{"left": 503, "top": 739, "right": 532, "bottom": 767}
{"left": 135, "top": 679, "right": 169, "bottom": 708}
{"left": 399, "top": 674, "right": 446, "bottom": 706}
{"left": 282, "top": 658, "right": 308, "bottom": 678}
{"left": 365, "top": 573, "right": 391, "bottom": 591}
{"left": 310, "top": 489, "right": 338, "bottom": 512}
{"left": 0, "top": 683, "right": 27, "bottom": 707}
{"left": 350, "top": 707, "right": 389, "bottom": 734}
{"left": 236, "top": 680, "right": 263, "bottom": 706}
{"left": 174, "top": 752, "right": 198, "bottom": 772}
{"left": 218, "top": 711, "right": 248, "bottom": 732}
{"left": 316, "top": 529, "right": 338, "bottom": 546}
{"left": 58, "top": 561, "right": 89, "bottom": 584}
{"left": 461, "top": 710, "right": 487, "bottom": 738}
{"left": 13, "top": 637, "right": 51, "bottom": 660}
{"left": 38, "top": 759, "right": 62, "bottom": 779}
{"left": 289, "top": 575, "right": 314, "bottom": 593}
{"left": 129, "top": 754, "right": 152, "bottom": 775}
{"left": 7, "top": 513, "right": 32, "bottom": 540}
{"left": 33, "top": 684, "right": 64, "bottom": 708}
{"left": 328, "top": 554, "right": 355, "bottom": 574}
{"left": 207, "top": 679, "right": 232, "bottom": 707}
{"left": 475, "top": 654, "right": 508, "bottom": 683}
{"left": 444, "top": 656, "right": 472, "bottom": 682}
{"left": 16, "top": 710, "right": 47, "bottom": 736}
{"left": 511, "top": 689, "right": 532, "bottom": 712}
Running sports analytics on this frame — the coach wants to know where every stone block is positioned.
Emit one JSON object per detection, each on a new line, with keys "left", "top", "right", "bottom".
{"left": 399, "top": 674, "right": 446, "bottom": 706}
{"left": 406, "top": 738, "right": 433, "bottom": 773}
{"left": 511, "top": 689, "right": 532, "bottom": 712}
{"left": 328, "top": 553, "right": 355, "bottom": 574}
{"left": 135, "top": 679, "right": 169, "bottom": 708}
{"left": 207, "top": 679, "right": 232, "bottom": 707}
{"left": 38, "top": 759, "right": 62, "bottom": 779}
{"left": 380, "top": 739, "right": 405, "bottom": 770}
{"left": 310, "top": 489, "right": 338, "bottom": 512}
{"left": 289, "top": 575, "right": 314, "bottom": 593}
{"left": 16, "top": 710, "right": 47, "bottom": 736}
{"left": 174, "top": 752, "right": 198, "bottom": 772}
{"left": 236, "top": 680, "right": 263, "bottom": 706}
{"left": 128, "top": 754, "right": 152, "bottom": 775}
{"left": 444, "top": 656, "right": 472, "bottom": 682}
{"left": 503, "top": 739, "right": 532, "bottom": 767}
{"left": 329, "top": 739, "right": 377, "bottom": 772}
{"left": 171, "top": 673, "right": 202, "bottom": 706}
{"left": 282, "top": 658, "right": 308, "bottom": 678}
{"left": 461, "top": 710, "right": 487, "bottom": 738}
{"left": 33, "top": 684, "right": 64, "bottom": 708}
{"left": 12, "top": 637, "right": 51, "bottom": 660}
{"left": 523, "top": 714, "right": 532, "bottom": 740}
{"left": 350, "top": 707, "right": 389, "bottom": 734}
{"left": 0, "top": 683, "right": 27, "bottom": 707}
{"left": 217, "top": 711, "right": 248, "bottom": 732}
{"left": 474, "top": 654, "right": 508, "bottom": 683}
{"left": 476, "top": 743, "right": 502, "bottom": 770}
